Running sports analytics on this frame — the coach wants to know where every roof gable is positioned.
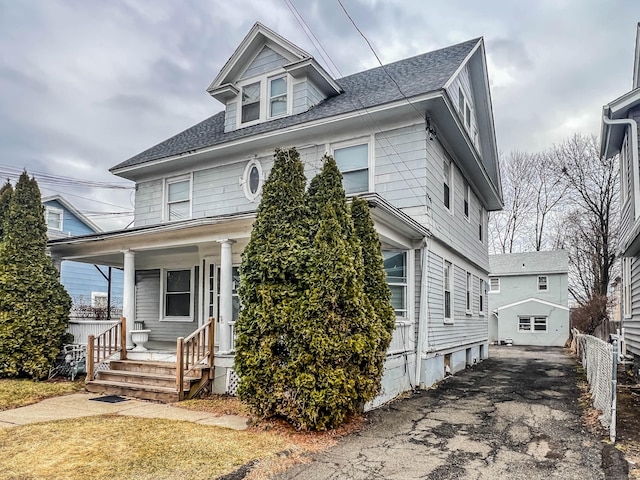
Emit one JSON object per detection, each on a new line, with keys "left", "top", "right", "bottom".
{"left": 43, "top": 195, "right": 102, "bottom": 234}
{"left": 112, "top": 37, "right": 479, "bottom": 175}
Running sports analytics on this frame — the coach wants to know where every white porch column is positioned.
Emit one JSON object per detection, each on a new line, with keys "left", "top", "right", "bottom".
{"left": 218, "top": 239, "right": 236, "bottom": 354}
{"left": 122, "top": 250, "right": 136, "bottom": 349}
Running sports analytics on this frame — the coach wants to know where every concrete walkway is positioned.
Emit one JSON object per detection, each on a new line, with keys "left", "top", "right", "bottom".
{"left": 0, "top": 392, "right": 249, "bottom": 430}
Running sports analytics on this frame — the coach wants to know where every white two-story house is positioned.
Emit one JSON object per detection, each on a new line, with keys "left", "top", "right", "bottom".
{"left": 49, "top": 22, "right": 502, "bottom": 405}
{"left": 602, "top": 22, "right": 640, "bottom": 369}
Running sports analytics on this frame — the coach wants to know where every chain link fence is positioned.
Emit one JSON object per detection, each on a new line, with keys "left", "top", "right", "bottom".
{"left": 572, "top": 328, "right": 617, "bottom": 442}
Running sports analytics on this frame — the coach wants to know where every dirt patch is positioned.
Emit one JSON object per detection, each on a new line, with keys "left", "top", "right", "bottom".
{"left": 613, "top": 368, "right": 640, "bottom": 479}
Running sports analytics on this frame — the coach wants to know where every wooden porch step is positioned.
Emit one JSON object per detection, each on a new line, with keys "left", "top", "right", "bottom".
{"left": 109, "top": 360, "right": 186, "bottom": 376}
{"left": 86, "top": 380, "right": 181, "bottom": 403}
{"left": 97, "top": 370, "right": 198, "bottom": 390}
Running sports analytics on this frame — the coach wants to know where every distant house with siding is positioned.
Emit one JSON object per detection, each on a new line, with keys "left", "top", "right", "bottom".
{"left": 489, "top": 251, "right": 569, "bottom": 347}
{"left": 48, "top": 22, "right": 503, "bottom": 404}
{"left": 44, "top": 195, "right": 123, "bottom": 318}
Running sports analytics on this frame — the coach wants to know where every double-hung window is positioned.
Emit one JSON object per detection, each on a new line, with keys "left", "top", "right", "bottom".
{"left": 46, "top": 207, "right": 63, "bottom": 231}
{"left": 537, "top": 275, "right": 548, "bottom": 291}
{"left": 623, "top": 258, "right": 632, "bottom": 317}
{"left": 444, "top": 261, "right": 452, "bottom": 323}
{"left": 269, "top": 76, "right": 287, "bottom": 117}
{"left": 463, "top": 180, "right": 470, "bottom": 219}
{"left": 490, "top": 277, "right": 500, "bottom": 292}
{"left": 334, "top": 143, "right": 369, "bottom": 194}
{"left": 241, "top": 82, "right": 261, "bottom": 123}
{"left": 478, "top": 206, "right": 484, "bottom": 242}
{"left": 164, "top": 269, "right": 192, "bottom": 319}
{"left": 383, "top": 251, "right": 407, "bottom": 318}
{"left": 443, "top": 159, "right": 452, "bottom": 211}
{"left": 479, "top": 279, "right": 485, "bottom": 315}
{"left": 466, "top": 272, "right": 472, "bottom": 313}
{"left": 166, "top": 176, "right": 190, "bottom": 221}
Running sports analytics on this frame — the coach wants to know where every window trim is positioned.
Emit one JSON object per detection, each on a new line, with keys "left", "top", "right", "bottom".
{"left": 383, "top": 250, "right": 408, "bottom": 318}
{"left": 463, "top": 180, "right": 470, "bottom": 220}
{"left": 242, "top": 158, "right": 263, "bottom": 202}
{"left": 164, "top": 174, "right": 192, "bottom": 222}
{"left": 268, "top": 74, "right": 288, "bottom": 119}
{"left": 466, "top": 271, "right": 472, "bottom": 315}
{"left": 160, "top": 267, "right": 195, "bottom": 322}
{"left": 443, "top": 158, "right": 453, "bottom": 214}
{"left": 537, "top": 275, "right": 548, "bottom": 292}
{"left": 235, "top": 73, "right": 292, "bottom": 128}
{"left": 478, "top": 206, "right": 485, "bottom": 243}
{"left": 519, "top": 315, "right": 548, "bottom": 333}
{"left": 479, "top": 278, "right": 486, "bottom": 316}
{"left": 45, "top": 206, "right": 64, "bottom": 231}
{"left": 490, "top": 277, "right": 500, "bottom": 293}
{"left": 444, "top": 260, "right": 453, "bottom": 324}
{"left": 624, "top": 257, "right": 632, "bottom": 318}
{"left": 331, "top": 137, "right": 372, "bottom": 195}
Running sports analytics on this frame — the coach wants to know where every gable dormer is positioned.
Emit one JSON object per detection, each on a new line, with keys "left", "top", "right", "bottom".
{"left": 207, "top": 22, "right": 341, "bottom": 132}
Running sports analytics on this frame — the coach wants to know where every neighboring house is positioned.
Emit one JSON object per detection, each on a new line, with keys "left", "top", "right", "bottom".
{"left": 488, "top": 251, "right": 569, "bottom": 347}
{"left": 44, "top": 195, "right": 124, "bottom": 321}
{"left": 48, "top": 22, "right": 502, "bottom": 404}
{"left": 601, "top": 22, "right": 640, "bottom": 366}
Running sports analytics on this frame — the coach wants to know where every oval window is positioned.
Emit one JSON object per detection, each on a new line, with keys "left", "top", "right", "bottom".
{"left": 243, "top": 158, "right": 263, "bottom": 201}
{"left": 249, "top": 165, "right": 260, "bottom": 195}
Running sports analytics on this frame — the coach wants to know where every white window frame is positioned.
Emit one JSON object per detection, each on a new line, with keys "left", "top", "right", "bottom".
{"left": 466, "top": 271, "right": 472, "bottom": 315}
{"left": 240, "top": 80, "right": 261, "bottom": 124}
{"left": 519, "top": 315, "right": 548, "bottom": 333}
{"left": 623, "top": 257, "right": 632, "bottom": 318}
{"left": 160, "top": 267, "right": 194, "bottom": 322}
{"left": 242, "top": 157, "right": 264, "bottom": 202}
{"left": 463, "top": 180, "right": 470, "bottom": 220}
{"left": 490, "top": 277, "right": 500, "bottom": 293}
{"left": 479, "top": 278, "right": 486, "bottom": 316}
{"left": 443, "top": 158, "right": 453, "bottom": 213}
{"left": 164, "top": 174, "right": 192, "bottom": 222}
{"left": 331, "top": 137, "right": 372, "bottom": 195}
{"left": 235, "top": 73, "right": 292, "bottom": 128}
{"left": 268, "top": 74, "right": 288, "bottom": 118}
{"left": 91, "top": 292, "right": 108, "bottom": 308}
{"left": 537, "top": 275, "right": 548, "bottom": 292}
{"left": 383, "top": 250, "right": 408, "bottom": 318}
{"left": 45, "top": 206, "right": 64, "bottom": 231}
{"left": 444, "top": 260, "right": 453, "bottom": 324}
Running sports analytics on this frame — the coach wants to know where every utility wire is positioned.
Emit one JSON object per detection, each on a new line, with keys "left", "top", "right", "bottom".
{"left": 0, "top": 164, "right": 133, "bottom": 189}
{"left": 40, "top": 186, "right": 132, "bottom": 210}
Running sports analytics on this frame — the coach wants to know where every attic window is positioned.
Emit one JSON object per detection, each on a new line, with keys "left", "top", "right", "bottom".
{"left": 269, "top": 76, "right": 287, "bottom": 117}
{"left": 242, "top": 82, "right": 260, "bottom": 123}
{"left": 45, "top": 207, "right": 63, "bottom": 231}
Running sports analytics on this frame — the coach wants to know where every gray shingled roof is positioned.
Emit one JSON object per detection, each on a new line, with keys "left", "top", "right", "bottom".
{"left": 489, "top": 251, "right": 569, "bottom": 276}
{"left": 111, "top": 38, "right": 480, "bottom": 172}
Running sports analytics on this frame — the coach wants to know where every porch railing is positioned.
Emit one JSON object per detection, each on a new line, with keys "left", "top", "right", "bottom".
{"left": 86, "top": 317, "right": 127, "bottom": 381}
{"left": 176, "top": 318, "right": 215, "bottom": 400}
{"left": 67, "top": 319, "right": 119, "bottom": 346}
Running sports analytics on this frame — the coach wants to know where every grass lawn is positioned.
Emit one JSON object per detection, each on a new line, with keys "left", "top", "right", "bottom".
{"left": 0, "top": 379, "right": 83, "bottom": 411}
{"left": 0, "top": 415, "right": 291, "bottom": 480}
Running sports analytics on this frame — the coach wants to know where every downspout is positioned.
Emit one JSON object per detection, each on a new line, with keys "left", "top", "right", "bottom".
{"left": 603, "top": 115, "right": 640, "bottom": 220}
{"left": 414, "top": 237, "right": 430, "bottom": 389}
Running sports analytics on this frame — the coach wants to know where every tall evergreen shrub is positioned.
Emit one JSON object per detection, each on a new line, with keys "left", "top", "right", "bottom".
{"left": 235, "top": 148, "right": 308, "bottom": 417}
{"left": 0, "top": 172, "right": 71, "bottom": 378}
{"left": 0, "top": 180, "right": 13, "bottom": 241}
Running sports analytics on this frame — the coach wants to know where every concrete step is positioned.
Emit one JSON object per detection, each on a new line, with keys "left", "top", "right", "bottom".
{"left": 96, "top": 370, "right": 197, "bottom": 390}
{"left": 86, "top": 380, "right": 181, "bottom": 403}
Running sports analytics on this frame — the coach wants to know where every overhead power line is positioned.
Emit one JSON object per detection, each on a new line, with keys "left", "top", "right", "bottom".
{"left": 0, "top": 164, "right": 133, "bottom": 190}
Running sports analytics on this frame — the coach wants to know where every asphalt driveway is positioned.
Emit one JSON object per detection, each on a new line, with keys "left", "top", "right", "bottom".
{"left": 276, "top": 346, "right": 627, "bottom": 480}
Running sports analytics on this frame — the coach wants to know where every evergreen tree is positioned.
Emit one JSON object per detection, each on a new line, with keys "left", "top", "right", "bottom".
{"left": 0, "top": 172, "right": 71, "bottom": 379}
{"left": 351, "top": 196, "right": 396, "bottom": 381}
{"left": 235, "top": 147, "right": 308, "bottom": 417}
{"left": 0, "top": 179, "right": 13, "bottom": 242}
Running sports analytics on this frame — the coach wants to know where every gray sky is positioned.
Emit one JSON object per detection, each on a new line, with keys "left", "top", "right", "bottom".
{"left": 0, "top": 0, "right": 638, "bottom": 229}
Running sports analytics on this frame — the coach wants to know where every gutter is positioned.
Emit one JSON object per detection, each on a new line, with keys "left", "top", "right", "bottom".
{"left": 414, "top": 237, "right": 430, "bottom": 389}
{"left": 602, "top": 115, "right": 640, "bottom": 221}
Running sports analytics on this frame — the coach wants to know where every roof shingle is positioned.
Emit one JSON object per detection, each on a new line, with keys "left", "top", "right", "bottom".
{"left": 489, "top": 251, "right": 569, "bottom": 276}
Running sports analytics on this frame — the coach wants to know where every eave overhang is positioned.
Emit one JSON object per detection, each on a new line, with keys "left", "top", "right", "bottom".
{"left": 209, "top": 83, "right": 240, "bottom": 103}
{"left": 600, "top": 88, "right": 640, "bottom": 158}
{"left": 283, "top": 58, "right": 342, "bottom": 96}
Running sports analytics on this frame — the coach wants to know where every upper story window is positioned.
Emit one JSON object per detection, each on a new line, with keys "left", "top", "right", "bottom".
{"left": 243, "top": 158, "right": 263, "bottom": 202}
{"left": 463, "top": 180, "right": 470, "bottom": 219}
{"left": 241, "top": 82, "right": 261, "bottom": 123}
{"left": 45, "top": 206, "right": 63, "bottom": 231}
{"left": 269, "top": 76, "right": 287, "bottom": 117}
{"left": 537, "top": 275, "right": 548, "bottom": 291}
{"left": 333, "top": 142, "right": 369, "bottom": 195}
{"left": 383, "top": 251, "right": 407, "bottom": 318}
{"left": 166, "top": 175, "right": 191, "bottom": 222}
{"left": 490, "top": 277, "right": 500, "bottom": 292}
{"left": 443, "top": 159, "right": 452, "bottom": 211}
{"left": 478, "top": 206, "right": 484, "bottom": 242}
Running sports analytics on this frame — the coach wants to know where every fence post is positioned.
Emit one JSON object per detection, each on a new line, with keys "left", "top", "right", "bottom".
{"left": 611, "top": 336, "right": 618, "bottom": 443}
{"left": 86, "top": 335, "right": 95, "bottom": 382}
